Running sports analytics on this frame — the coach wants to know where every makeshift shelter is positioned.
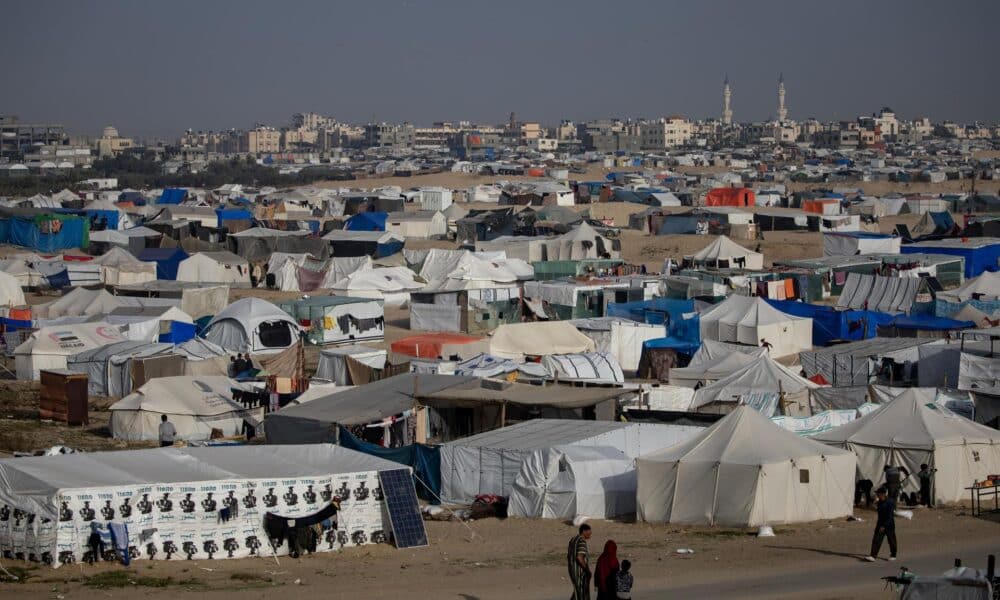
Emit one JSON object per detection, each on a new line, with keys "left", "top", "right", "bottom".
{"left": 0, "top": 210, "right": 89, "bottom": 252}
{"left": 812, "top": 388, "right": 1000, "bottom": 503}
{"left": 313, "top": 345, "right": 387, "bottom": 385}
{"left": 440, "top": 419, "right": 702, "bottom": 504}
{"left": 92, "top": 247, "right": 157, "bottom": 286}
{"left": 0, "top": 269, "right": 26, "bottom": 307}
{"left": 937, "top": 271, "right": 1000, "bottom": 304}
{"left": 329, "top": 266, "right": 424, "bottom": 308}
{"left": 15, "top": 322, "right": 126, "bottom": 380}
{"left": 698, "top": 295, "right": 812, "bottom": 358}
{"left": 110, "top": 376, "right": 256, "bottom": 441}
{"left": 823, "top": 232, "right": 901, "bottom": 257}
{"left": 0, "top": 444, "right": 408, "bottom": 565}
{"left": 799, "top": 337, "right": 934, "bottom": 387}
{"left": 902, "top": 238, "right": 1000, "bottom": 278}
{"left": 636, "top": 406, "right": 856, "bottom": 526}
{"left": 836, "top": 273, "right": 929, "bottom": 314}
{"left": 176, "top": 252, "right": 250, "bottom": 285}
{"left": 137, "top": 247, "right": 189, "bottom": 280}
{"left": 322, "top": 230, "right": 404, "bottom": 258}
{"left": 685, "top": 236, "right": 763, "bottom": 270}
{"left": 668, "top": 340, "right": 768, "bottom": 387}
{"left": 544, "top": 223, "right": 619, "bottom": 260}
{"left": 202, "top": 298, "right": 299, "bottom": 354}
{"left": 569, "top": 318, "right": 665, "bottom": 372}
{"left": 391, "top": 333, "right": 488, "bottom": 360}
{"left": 542, "top": 352, "right": 625, "bottom": 384}
{"left": 279, "top": 296, "right": 384, "bottom": 345}
{"left": 705, "top": 187, "right": 754, "bottom": 207}
{"left": 344, "top": 211, "right": 387, "bottom": 231}
{"left": 489, "top": 321, "right": 596, "bottom": 360}
{"left": 508, "top": 446, "right": 636, "bottom": 519}
{"left": 66, "top": 339, "right": 174, "bottom": 396}
{"left": 690, "top": 355, "right": 820, "bottom": 416}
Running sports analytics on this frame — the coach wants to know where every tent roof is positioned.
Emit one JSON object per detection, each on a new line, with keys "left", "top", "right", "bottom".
{"left": 691, "top": 355, "right": 819, "bottom": 409}
{"left": 489, "top": 321, "right": 596, "bottom": 359}
{"left": 442, "top": 418, "right": 630, "bottom": 450}
{"left": 640, "top": 405, "right": 851, "bottom": 466}
{"left": 110, "top": 376, "right": 248, "bottom": 416}
{"left": 811, "top": 388, "right": 1000, "bottom": 449}
{"left": 688, "top": 235, "right": 763, "bottom": 263}
{"left": 208, "top": 297, "right": 294, "bottom": 326}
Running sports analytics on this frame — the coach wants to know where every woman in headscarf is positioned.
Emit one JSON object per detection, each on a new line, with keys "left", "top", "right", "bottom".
{"left": 594, "top": 539, "right": 619, "bottom": 600}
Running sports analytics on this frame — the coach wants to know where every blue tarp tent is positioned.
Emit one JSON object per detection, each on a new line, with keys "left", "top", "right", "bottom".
{"left": 0, "top": 213, "right": 89, "bottom": 252}
{"left": 902, "top": 239, "right": 1000, "bottom": 278}
{"left": 137, "top": 247, "right": 188, "bottom": 280}
{"left": 338, "top": 426, "right": 441, "bottom": 503}
{"left": 640, "top": 336, "right": 701, "bottom": 359}
{"left": 159, "top": 321, "right": 197, "bottom": 343}
{"left": 344, "top": 212, "right": 387, "bottom": 231}
{"left": 607, "top": 298, "right": 695, "bottom": 327}
{"left": 215, "top": 208, "right": 253, "bottom": 229}
{"left": 886, "top": 314, "right": 974, "bottom": 332}
{"left": 766, "top": 299, "right": 894, "bottom": 346}
{"left": 157, "top": 188, "right": 187, "bottom": 204}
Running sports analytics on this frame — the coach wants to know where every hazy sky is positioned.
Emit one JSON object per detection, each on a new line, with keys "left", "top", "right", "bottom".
{"left": 5, "top": 0, "right": 997, "bottom": 138}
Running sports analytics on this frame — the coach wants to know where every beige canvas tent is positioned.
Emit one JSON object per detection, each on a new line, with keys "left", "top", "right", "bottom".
{"left": 489, "top": 321, "right": 596, "bottom": 360}
{"left": 686, "top": 235, "right": 764, "bottom": 270}
{"left": 637, "top": 406, "right": 856, "bottom": 527}
{"left": 15, "top": 322, "right": 126, "bottom": 380}
{"left": 811, "top": 388, "right": 1000, "bottom": 504}
{"left": 699, "top": 295, "right": 812, "bottom": 358}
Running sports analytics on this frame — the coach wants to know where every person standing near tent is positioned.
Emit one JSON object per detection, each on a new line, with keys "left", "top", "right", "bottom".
{"left": 918, "top": 464, "right": 936, "bottom": 508}
{"left": 158, "top": 415, "right": 176, "bottom": 448}
{"left": 883, "top": 464, "right": 909, "bottom": 502}
{"left": 865, "top": 488, "right": 897, "bottom": 562}
{"left": 567, "top": 523, "right": 592, "bottom": 600}
{"left": 594, "top": 539, "right": 620, "bottom": 600}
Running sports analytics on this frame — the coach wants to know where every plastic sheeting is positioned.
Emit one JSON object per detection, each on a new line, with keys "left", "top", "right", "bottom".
{"left": 489, "top": 321, "right": 596, "bottom": 360}
{"left": 837, "top": 272, "right": 923, "bottom": 314}
{"left": 823, "top": 232, "right": 900, "bottom": 257}
{"left": 338, "top": 426, "right": 441, "bottom": 502}
{"left": 691, "top": 355, "right": 819, "bottom": 416}
{"left": 771, "top": 410, "right": 858, "bottom": 436}
{"left": 766, "top": 299, "right": 893, "bottom": 346}
{"left": 543, "top": 352, "right": 625, "bottom": 384}
{"left": 0, "top": 214, "right": 89, "bottom": 252}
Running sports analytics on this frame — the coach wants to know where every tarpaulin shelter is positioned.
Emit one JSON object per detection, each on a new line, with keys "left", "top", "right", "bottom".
{"left": 338, "top": 426, "right": 441, "bottom": 502}
{"left": 344, "top": 212, "right": 387, "bottom": 231}
{"left": 542, "top": 351, "right": 625, "bottom": 384}
{"left": 0, "top": 210, "right": 89, "bottom": 252}
{"left": 0, "top": 269, "right": 26, "bottom": 307}
{"left": 636, "top": 406, "right": 856, "bottom": 526}
{"left": 878, "top": 314, "right": 974, "bottom": 337}
{"left": 66, "top": 339, "right": 174, "bottom": 397}
{"left": 278, "top": 295, "right": 384, "bottom": 345}
{"left": 766, "top": 299, "right": 893, "bottom": 346}
{"left": 0, "top": 444, "right": 407, "bottom": 565}
{"left": 202, "top": 297, "right": 299, "bottom": 354}
{"left": 836, "top": 272, "right": 929, "bottom": 314}
{"left": 14, "top": 322, "right": 126, "bottom": 380}
{"left": 137, "top": 247, "right": 189, "bottom": 280}
{"left": 569, "top": 318, "right": 665, "bottom": 372}
{"left": 110, "top": 376, "right": 256, "bottom": 441}
{"left": 705, "top": 187, "right": 754, "bottom": 207}
{"left": 799, "top": 337, "right": 934, "bottom": 388}
{"left": 909, "top": 211, "right": 957, "bottom": 238}
{"left": 902, "top": 238, "right": 1000, "bottom": 278}
{"left": 328, "top": 266, "right": 424, "bottom": 308}
{"left": 82, "top": 198, "right": 132, "bottom": 230}
{"left": 322, "top": 230, "right": 404, "bottom": 258}
{"left": 314, "top": 345, "right": 387, "bottom": 384}
{"left": 489, "top": 321, "right": 596, "bottom": 360}
{"left": 812, "top": 388, "right": 1000, "bottom": 504}
{"left": 937, "top": 271, "right": 1000, "bottom": 304}
{"left": 176, "top": 252, "right": 250, "bottom": 285}
{"left": 156, "top": 188, "right": 187, "bottom": 204}
{"left": 698, "top": 295, "right": 812, "bottom": 358}
{"left": 690, "top": 355, "right": 820, "bottom": 416}
{"left": 215, "top": 208, "right": 253, "bottom": 230}
{"left": 668, "top": 340, "right": 768, "bottom": 387}
{"left": 823, "top": 232, "right": 901, "bottom": 257}
{"left": 685, "top": 235, "right": 763, "bottom": 270}
{"left": 440, "top": 419, "right": 702, "bottom": 505}
{"left": 391, "top": 333, "right": 487, "bottom": 360}
{"left": 92, "top": 246, "right": 157, "bottom": 286}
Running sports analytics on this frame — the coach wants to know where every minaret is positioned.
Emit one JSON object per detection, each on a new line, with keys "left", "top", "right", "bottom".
{"left": 777, "top": 73, "right": 787, "bottom": 122}
{"left": 722, "top": 75, "right": 733, "bottom": 126}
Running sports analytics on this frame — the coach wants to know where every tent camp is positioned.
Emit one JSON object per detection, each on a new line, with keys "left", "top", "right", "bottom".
{"left": 489, "top": 321, "right": 596, "bottom": 360}
{"left": 685, "top": 236, "right": 763, "bottom": 270}
{"left": 110, "top": 376, "right": 257, "bottom": 441}
{"left": 823, "top": 232, "right": 901, "bottom": 257}
{"left": 440, "top": 419, "right": 702, "bottom": 504}
{"left": 15, "top": 322, "right": 126, "bottom": 380}
{"left": 690, "top": 355, "right": 820, "bottom": 416}
{"left": 279, "top": 295, "right": 385, "bottom": 345}
{"left": 636, "top": 406, "right": 856, "bottom": 526}
{"left": 0, "top": 444, "right": 410, "bottom": 565}
{"left": 508, "top": 446, "right": 636, "bottom": 519}
{"left": 811, "top": 388, "right": 1000, "bottom": 504}
{"left": 698, "top": 294, "right": 812, "bottom": 358}
{"left": 202, "top": 298, "right": 299, "bottom": 354}
{"left": 176, "top": 252, "right": 250, "bottom": 285}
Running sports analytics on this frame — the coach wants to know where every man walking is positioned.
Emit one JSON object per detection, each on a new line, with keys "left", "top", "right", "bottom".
{"left": 159, "top": 414, "right": 177, "bottom": 448}
{"left": 865, "top": 488, "right": 897, "bottom": 562}
{"left": 567, "top": 523, "right": 592, "bottom": 600}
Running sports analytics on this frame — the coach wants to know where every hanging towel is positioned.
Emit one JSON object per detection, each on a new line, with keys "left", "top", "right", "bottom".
{"left": 834, "top": 271, "right": 847, "bottom": 286}
{"left": 784, "top": 279, "right": 796, "bottom": 300}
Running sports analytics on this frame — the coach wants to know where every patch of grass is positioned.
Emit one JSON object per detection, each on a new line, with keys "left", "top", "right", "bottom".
{"left": 0, "top": 565, "right": 35, "bottom": 584}
{"left": 84, "top": 571, "right": 202, "bottom": 589}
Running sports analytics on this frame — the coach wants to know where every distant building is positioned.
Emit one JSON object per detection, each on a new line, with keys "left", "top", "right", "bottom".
{"left": 95, "top": 125, "right": 135, "bottom": 158}
{"left": 364, "top": 122, "right": 414, "bottom": 149}
{"left": 245, "top": 126, "right": 281, "bottom": 154}
{"left": 0, "top": 115, "right": 68, "bottom": 159}
{"left": 639, "top": 117, "right": 693, "bottom": 150}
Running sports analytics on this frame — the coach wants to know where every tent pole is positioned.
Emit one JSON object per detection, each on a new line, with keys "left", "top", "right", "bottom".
{"left": 500, "top": 401, "right": 507, "bottom": 429}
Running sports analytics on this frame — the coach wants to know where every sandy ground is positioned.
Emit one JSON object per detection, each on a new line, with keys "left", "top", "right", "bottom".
{"left": 4, "top": 504, "right": 997, "bottom": 599}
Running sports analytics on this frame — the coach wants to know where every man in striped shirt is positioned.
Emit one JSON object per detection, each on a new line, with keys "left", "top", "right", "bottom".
{"left": 567, "top": 523, "right": 592, "bottom": 600}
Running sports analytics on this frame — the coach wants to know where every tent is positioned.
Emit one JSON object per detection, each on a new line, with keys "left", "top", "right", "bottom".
{"left": 668, "top": 340, "right": 768, "bottom": 387}
{"left": 322, "top": 230, "right": 404, "bottom": 258}
{"left": 902, "top": 238, "right": 1000, "bottom": 278}
{"left": 508, "top": 446, "right": 636, "bottom": 519}
{"left": 0, "top": 444, "right": 407, "bottom": 564}
{"left": 92, "top": 246, "right": 157, "bottom": 286}
{"left": 690, "top": 355, "right": 820, "bottom": 416}
{"left": 686, "top": 236, "right": 763, "bottom": 270}
{"left": 636, "top": 406, "right": 856, "bottom": 526}
{"left": 328, "top": 266, "right": 424, "bottom": 308}
{"left": 137, "top": 247, "right": 189, "bottom": 280}
{"left": 698, "top": 295, "right": 812, "bottom": 358}
{"left": 544, "top": 222, "right": 619, "bottom": 260}
{"left": 344, "top": 211, "right": 387, "bottom": 231}
{"left": 440, "top": 419, "right": 702, "bottom": 504}
{"left": 66, "top": 339, "right": 174, "bottom": 397}
{"left": 0, "top": 269, "right": 25, "bottom": 307}
{"left": 836, "top": 273, "right": 927, "bottom": 314}
{"left": 278, "top": 295, "right": 384, "bottom": 345}
{"left": 313, "top": 345, "right": 387, "bottom": 385}
{"left": 811, "top": 388, "right": 1000, "bottom": 504}
{"left": 489, "top": 321, "right": 596, "bottom": 360}
{"left": 176, "top": 252, "right": 250, "bottom": 285}
{"left": 766, "top": 299, "right": 894, "bottom": 346}
{"left": 937, "top": 271, "right": 1000, "bottom": 304}
{"left": 14, "top": 322, "right": 126, "bottom": 380}
{"left": 823, "top": 232, "right": 901, "bottom": 257}
{"left": 569, "top": 318, "right": 665, "bottom": 372}
{"left": 0, "top": 212, "right": 89, "bottom": 252}
{"left": 202, "top": 298, "right": 299, "bottom": 354}
{"left": 705, "top": 187, "right": 754, "bottom": 207}
{"left": 542, "top": 351, "right": 625, "bottom": 384}
{"left": 391, "top": 333, "right": 488, "bottom": 360}
{"left": 109, "top": 376, "right": 256, "bottom": 441}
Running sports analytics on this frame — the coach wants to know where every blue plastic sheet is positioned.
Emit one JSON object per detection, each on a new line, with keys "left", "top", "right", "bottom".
{"left": 137, "top": 247, "right": 188, "bottom": 280}
{"left": 338, "top": 426, "right": 441, "bottom": 503}
{"left": 888, "top": 314, "right": 974, "bottom": 331}
{"left": 159, "top": 321, "right": 197, "bottom": 343}
{"left": 766, "top": 300, "right": 894, "bottom": 346}
{"left": 4, "top": 215, "right": 88, "bottom": 252}
{"left": 158, "top": 188, "right": 186, "bottom": 204}
{"left": 345, "top": 212, "right": 387, "bottom": 231}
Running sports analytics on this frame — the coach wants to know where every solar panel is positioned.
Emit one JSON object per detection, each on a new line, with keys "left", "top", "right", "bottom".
{"left": 378, "top": 468, "right": 428, "bottom": 549}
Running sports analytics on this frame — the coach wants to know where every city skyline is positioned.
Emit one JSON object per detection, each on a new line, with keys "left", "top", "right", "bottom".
{"left": 5, "top": 0, "right": 998, "bottom": 138}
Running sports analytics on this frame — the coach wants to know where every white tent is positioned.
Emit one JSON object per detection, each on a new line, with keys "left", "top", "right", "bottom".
{"left": 937, "top": 271, "right": 1000, "bottom": 304}
{"left": 38, "top": 287, "right": 122, "bottom": 319}
{"left": 811, "top": 388, "right": 1000, "bottom": 504}
{"left": 508, "top": 446, "right": 636, "bottom": 519}
{"left": 110, "top": 376, "right": 257, "bottom": 441}
{"left": 267, "top": 252, "right": 313, "bottom": 291}
{"left": 489, "top": 321, "right": 596, "bottom": 360}
{"left": 636, "top": 406, "right": 856, "bottom": 526}
{"left": 0, "top": 269, "right": 25, "bottom": 307}
{"left": 542, "top": 352, "right": 625, "bottom": 384}
{"left": 569, "top": 318, "right": 664, "bottom": 372}
{"left": 176, "top": 252, "right": 250, "bottom": 285}
{"left": 0, "top": 444, "right": 406, "bottom": 565}
{"left": 92, "top": 247, "right": 157, "bottom": 286}
{"left": 318, "top": 256, "right": 373, "bottom": 289}
{"left": 699, "top": 295, "right": 812, "bottom": 358}
{"left": 202, "top": 297, "right": 299, "bottom": 354}
{"left": 439, "top": 419, "right": 702, "bottom": 504}
{"left": 66, "top": 339, "right": 174, "bottom": 396}
{"left": 0, "top": 256, "right": 46, "bottom": 288}
{"left": 329, "top": 266, "right": 424, "bottom": 308}
{"left": 823, "top": 232, "right": 901, "bottom": 257}
{"left": 544, "top": 223, "right": 619, "bottom": 260}
{"left": 685, "top": 236, "right": 764, "bottom": 270}
{"left": 15, "top": 322, "right": 126, "bottom": 380}
{"left": 668, "top": 340, "right": 769, "bottom": 387}
{"left": 691, "top": 355, "right": 820, "bottom": 416}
